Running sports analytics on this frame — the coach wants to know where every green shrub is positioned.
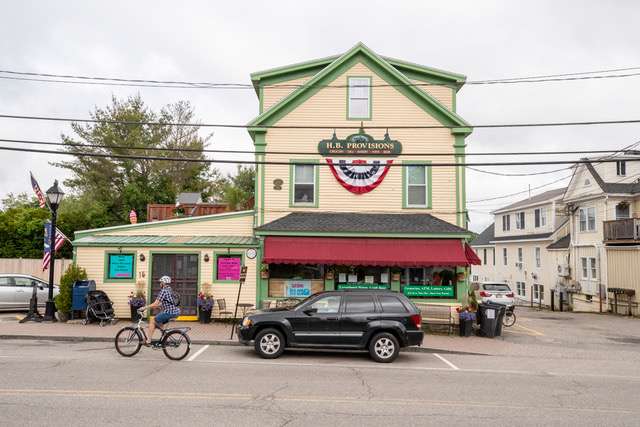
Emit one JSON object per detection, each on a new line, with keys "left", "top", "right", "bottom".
{"left": 54, "top": 263, "right": 88, "bottom": 313}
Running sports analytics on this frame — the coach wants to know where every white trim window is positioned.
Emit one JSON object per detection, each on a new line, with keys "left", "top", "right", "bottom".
{"left": 533, "top": 284, "right": 544, "bottom": 302}
{"left": 347, "top": 77, "right": 371, "bottom": 119}
{"left": 483, "top": 249, "right": 487, "bottom": 265}
{"left": 616, "top": 160, "right": 626, "bottom": 176}
{"left": 515, "top": 212, "right": 525, "bottom": 230}
{"left": 535, "top": 247, "right": 541, "bottom": 268}
{"left": 616, "top": 202, "right": 630, "bottom": 219}
{"left": 534, "top": 208, "right": 547, "bottom": 228}
{"left": 517, "top": 247, "right": 523, "bottom": 264}
{"left": 516, "top": 281, "right": 526, "bottom": 297}
{"left": 579, "top": 207, "right": 596, "bottom": 232}
{"left": 406, "top": 165, "right": 428, "bottom": 207}
{"left": 293, "top": 164, "right": 316, "bottom": 205}
{"left": 581, "top": 257, "right": 597, "bottom": 280}
{"left": 503, "top": 248, "right": 508, "bottom": 266}
{"left": 502, "top": 215, "right": 510, "bottom": 231}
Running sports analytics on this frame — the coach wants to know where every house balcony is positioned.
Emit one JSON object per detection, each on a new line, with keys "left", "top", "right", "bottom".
{"left": 603, "top": 218, "right": 640, "bottom": 243}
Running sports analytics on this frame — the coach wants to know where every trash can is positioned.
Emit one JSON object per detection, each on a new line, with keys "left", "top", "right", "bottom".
{"left": 477, "top": 303, "right": 499, "bottom": 338}
{"left": 458, "top": 312, "right": 475, "bottom": 337}
{"left": 71, "top": 280, "right": 96, "bottom": 319}
{"left": 485, "top": 302, "right": 506, "bottom": 336}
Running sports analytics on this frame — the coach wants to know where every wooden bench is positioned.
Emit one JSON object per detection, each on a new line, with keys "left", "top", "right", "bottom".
{"left": 415, "top": 303, "right": 455, "bottom": 335}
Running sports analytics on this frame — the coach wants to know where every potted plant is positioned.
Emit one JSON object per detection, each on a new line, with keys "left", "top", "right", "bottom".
{"left": 391, "top": 268, "right": 402, "bottom": 282}
{"left": 55, "top": 263, "right": 88, "bottom": 322}
{"left": 128, "top": 291, "right": 146, "bottom": 321}
{"left": 325, "top": 268, "right": 334, "bottom": 281}
{"left": 260, "top": 263, "right": 269, "bottom": 279}
{"left": 197, "top": 292, "right": 214, "bottom": 324}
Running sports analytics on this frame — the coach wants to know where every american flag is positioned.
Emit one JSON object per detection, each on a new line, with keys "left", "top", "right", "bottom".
{"left": 30, "top": 172, "right": 47, "bottom": 208}
{"left": 42, "top": 221, "right": 69, "bottom": 271}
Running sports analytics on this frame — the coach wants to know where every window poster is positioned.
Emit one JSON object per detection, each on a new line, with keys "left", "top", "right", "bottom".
{"left": 338, "top": 273, "right": 347, "bottom": 283}
{"left": 217, "top": 255, "right": 242, "bottom": 281}
{"left": 285, "top": 279, "right": 311, "bottom": 298}
{"left": 108, "top": 254, "right": 134, "bottom": 279}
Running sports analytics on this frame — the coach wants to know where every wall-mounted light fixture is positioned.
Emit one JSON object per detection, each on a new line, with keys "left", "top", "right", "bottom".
{"left": 204, "top": 254, "right": 210, "bottom": 263}
{"left": 139, "top": 254, "right": 146, "bottom": 262}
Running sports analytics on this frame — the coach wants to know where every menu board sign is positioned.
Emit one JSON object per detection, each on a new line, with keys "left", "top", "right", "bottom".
{"left": 108, "top": 254, "right": 134, "bottom": 279}
{"left": 285, "top": 280, "right": 312, "bottom": 298}
{"left": 217, "top": 256, "right": 241, "bottom": 281}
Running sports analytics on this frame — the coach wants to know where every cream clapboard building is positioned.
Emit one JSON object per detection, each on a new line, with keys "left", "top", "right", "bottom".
{"left": 73, "top": 42, "right": 482, "bottom": 319}
{"left": 472, "top": 154, "right": 640, "bottom": 315}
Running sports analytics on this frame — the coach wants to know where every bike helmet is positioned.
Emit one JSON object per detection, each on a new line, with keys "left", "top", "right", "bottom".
{"left": 159, "top": 275, "right": 172, "bottom": 285}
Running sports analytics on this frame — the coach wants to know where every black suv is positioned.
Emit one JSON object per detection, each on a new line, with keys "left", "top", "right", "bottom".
{"left": 237, "top": 290, "right": 423, "bottom": 363}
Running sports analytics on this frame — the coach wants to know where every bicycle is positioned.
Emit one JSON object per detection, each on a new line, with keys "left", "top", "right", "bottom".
{"left": 502, "top": 305, "right": 516, "bottom": 327}
{"left": 115, "top": 308, "right": 191, "bottom": 360}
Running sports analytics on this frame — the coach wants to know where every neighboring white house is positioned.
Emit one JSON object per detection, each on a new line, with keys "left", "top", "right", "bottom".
{"left": 472, "top": 153, "right": 640, "bottom": 315}
{"left": 471, "top": 188, "right": 568, "bottom": 306}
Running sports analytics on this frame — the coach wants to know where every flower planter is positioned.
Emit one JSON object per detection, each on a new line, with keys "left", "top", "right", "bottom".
{"left": 198, "top": 309, "right": 212, "bottom": 324}
{"left": 260, "top": 271, "right": 269, "bottom": 279}
{"left": 57, "top": 311, "right": 69, "bottom": 323}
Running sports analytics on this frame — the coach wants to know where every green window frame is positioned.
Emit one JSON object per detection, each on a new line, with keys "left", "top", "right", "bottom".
{"left": 346, "top": 76, "right": 372, "bottom": 120}
{"left": 213, "top": 251, "right": 245, "bottom": 283}
{"left": 402, "top": 161, "right": 432, "bottom": 209}
{"left": 289, "top": 159, "right": 319, "bottom": 208}
{"left": 104, "top": 251, "right": 136, "bottom": 282}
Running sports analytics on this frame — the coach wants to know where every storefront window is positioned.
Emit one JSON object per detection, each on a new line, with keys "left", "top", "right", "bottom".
{"left": 269, "top": 264, "right": 323, "bottom": 279}
{"left": 335, "top": 266, "right": 389, "bottom": 287}
{"left": 400, "top": 266, "right": 457, "bottom": 299}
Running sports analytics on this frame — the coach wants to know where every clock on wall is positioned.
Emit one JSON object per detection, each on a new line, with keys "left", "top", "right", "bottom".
{"left": 246, "top": 248, "right": 257, "bottom": 259}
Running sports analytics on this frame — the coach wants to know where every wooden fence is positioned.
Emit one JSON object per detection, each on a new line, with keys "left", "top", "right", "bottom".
{"left": 0, "top": 258, "right": 73, "bottom": 283}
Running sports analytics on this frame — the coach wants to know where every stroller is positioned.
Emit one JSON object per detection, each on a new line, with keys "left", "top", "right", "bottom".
{"left": 83, "top": 290, "right": 117, "bottom": 326}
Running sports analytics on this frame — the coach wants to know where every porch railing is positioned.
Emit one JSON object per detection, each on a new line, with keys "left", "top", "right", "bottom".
{"left": 603, "top": 218, "right": 640, "bottom": 242}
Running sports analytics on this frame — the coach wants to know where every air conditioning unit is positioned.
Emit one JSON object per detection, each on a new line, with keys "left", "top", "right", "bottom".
{"left": 515, "top": 262, "right": 523, "bottom": 270}
{"left": 557, "top": 264, "right": 571, "bottom": 277}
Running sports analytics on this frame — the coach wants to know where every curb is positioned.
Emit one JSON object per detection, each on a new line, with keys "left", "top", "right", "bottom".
{"left": 0, "top": 334, "right": 487, "bottom": 355}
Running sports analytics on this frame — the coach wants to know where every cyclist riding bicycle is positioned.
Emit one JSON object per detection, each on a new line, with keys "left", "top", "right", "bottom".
{"left": 139, "top": 276, "right": 180, "bottom": 345}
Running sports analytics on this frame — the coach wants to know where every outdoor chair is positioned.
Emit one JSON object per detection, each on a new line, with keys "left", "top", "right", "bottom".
{"left": 216, "top": 298, "right": 233, "bottom": 319}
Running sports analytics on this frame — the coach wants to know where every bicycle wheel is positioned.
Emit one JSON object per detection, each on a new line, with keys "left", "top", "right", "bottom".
{"left": 503, "top": 312, "right": 516, "bottom": 327}
{"left": 162, "top": 331, "right": 191, "bottom": 361}
{"left": 115, "top": 327, "right": 142, "bottom": 357}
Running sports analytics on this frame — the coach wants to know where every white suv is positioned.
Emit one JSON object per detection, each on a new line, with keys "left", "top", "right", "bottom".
{"left": 476, "top": 282, "right": 515, "bottom": 307}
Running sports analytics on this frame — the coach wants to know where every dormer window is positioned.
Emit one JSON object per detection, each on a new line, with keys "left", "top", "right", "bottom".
{"left": 347, "top": 77, "right": 371, "bottom": 119}
{"left": 616, "top": 160, "right": 626, "bottom": 176}
{"left": 584, "top": 179, "right": 591, "bottom": 186}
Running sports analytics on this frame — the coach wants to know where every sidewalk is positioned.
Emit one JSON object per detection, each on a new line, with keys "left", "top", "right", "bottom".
{"left": 0, "top": 314, "right": 505, "bottom": 355}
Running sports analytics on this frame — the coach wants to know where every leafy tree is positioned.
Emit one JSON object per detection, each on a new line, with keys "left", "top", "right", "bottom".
{"left": 55, "top": 263, "right": 87, "bottom": 314}
{"left": 53, "top": 95, "right": 216, "bottom": 223}
{"left": 222, "top": 165, "right": 255, "bottom": 211}
{"left": 0, "top": 195, "right": 50, "bottom": 258}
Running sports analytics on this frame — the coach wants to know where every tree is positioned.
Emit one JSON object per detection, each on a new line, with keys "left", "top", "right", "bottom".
{"left": 53, "top": 95, "right": 217, "bottom": 223}
{"left": 222, "top": 165, "right": 255, "bottom": 211}
{"left": 0, "top": 194, "right": 50, "bottom": 258}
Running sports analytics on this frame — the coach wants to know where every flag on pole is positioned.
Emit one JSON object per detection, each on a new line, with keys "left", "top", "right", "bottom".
{"left": 42, "top": 221, "right": 69, "bottom": 271}
{"left": 30, "top": 172, "right": 47, "bottom": 208}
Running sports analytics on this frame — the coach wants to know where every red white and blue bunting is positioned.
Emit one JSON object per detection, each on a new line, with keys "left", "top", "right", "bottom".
{"left": 326, "top": 158, "right": 393, "bottom": 194}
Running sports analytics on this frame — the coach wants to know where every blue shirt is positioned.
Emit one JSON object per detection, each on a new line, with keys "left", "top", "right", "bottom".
{"left": 158, "top": 286, "right": 180, "bottom": 316}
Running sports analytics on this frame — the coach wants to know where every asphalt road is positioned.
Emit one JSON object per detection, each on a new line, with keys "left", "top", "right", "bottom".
{"left": 1, "top": 338, "right": 639, "bottom": 427}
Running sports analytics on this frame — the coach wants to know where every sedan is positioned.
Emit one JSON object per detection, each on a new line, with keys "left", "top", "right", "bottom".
{"left": 0, "top": 274, "right": 59, "bottom": 311}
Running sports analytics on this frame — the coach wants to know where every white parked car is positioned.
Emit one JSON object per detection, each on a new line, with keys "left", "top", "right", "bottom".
{"left": 0, "top": 274, "right": 59, "bottom": 311}
{"left": 476, "top": 282, "right": 515, "bottom": 307}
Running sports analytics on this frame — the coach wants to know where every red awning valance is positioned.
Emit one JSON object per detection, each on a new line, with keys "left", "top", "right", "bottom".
{"left": 464, "top": 243, "right": 482, "bottom": 265}
{"left": 263, "top": 237, "right": 475, "bottom": 267}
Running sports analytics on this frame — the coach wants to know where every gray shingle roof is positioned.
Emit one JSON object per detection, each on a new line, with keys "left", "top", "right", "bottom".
{"left": 470, "top": 223, "right": 495, "bottom": 246}
{"left": 490, "top": 232, "right": 554, "bottom": 242}
{"left": 584, "top": 162, "right": 640, "bottom": 194}
{"left": 494, "top": 188, "right": 566, "bottom": 213}
{"left": 255, "top": 212, "right": 468, "bottom": 234}
{"left": 547, "top": 234, "right": 570, "bottom": 250}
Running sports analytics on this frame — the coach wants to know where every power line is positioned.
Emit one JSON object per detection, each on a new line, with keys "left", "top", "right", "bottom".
{"left": 1, "top": 137, "right": 639, "bottom": 159}
{"left": 2, "top": 66, "right": 640, "bottom": 89}
{"left": 466, "top": 174, "right": 573, "bottom": 203}
{"left": 466, "top": 166, "right": 571, "bottom": 177}
{"left": 3, "top": 144, "right": 640, "bottom": 167}
{"left": 3, "top": 113, "right": 640, "bottom": 130}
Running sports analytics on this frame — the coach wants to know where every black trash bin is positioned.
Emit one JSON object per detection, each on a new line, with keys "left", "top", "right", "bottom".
{"left": 489, "top": 303, "right": 507, "bottom": 337}
{"left": 459, "top": 315, "right": 474, "bottom": 337}
{"left": 477, "top": 303, "right": 500, "bottom": 338}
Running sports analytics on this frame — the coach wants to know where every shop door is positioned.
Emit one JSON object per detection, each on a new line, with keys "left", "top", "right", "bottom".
{"left": 151, "top": 254, "right": 199, "bottom": 316}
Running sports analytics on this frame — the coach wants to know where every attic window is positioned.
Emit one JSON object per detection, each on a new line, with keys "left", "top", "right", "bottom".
{"left": 584, "top": 179, "right": 591, "bottom": 186}
{"left": 348, "top": 77, "right": 371, "bottom": 119}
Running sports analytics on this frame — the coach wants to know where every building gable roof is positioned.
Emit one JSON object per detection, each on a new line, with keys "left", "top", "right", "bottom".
{"left": 247, "top": 42, "right": 471, "bottom": 136}
{"left": 470, "top": 223, "right": 495, "bottom": 246}
{"left": 493, "top": 188, "right": 566, "bottom": 214}
{"left": 583, "top": 161, "right": 640, "bottom": 195}
{"left": 546, "top": 234, "right": 570, "bottom": 250}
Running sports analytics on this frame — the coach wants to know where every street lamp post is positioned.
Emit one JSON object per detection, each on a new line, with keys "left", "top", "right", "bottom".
{"left": 43, "top": 180, "right": 64, "bottom": 322}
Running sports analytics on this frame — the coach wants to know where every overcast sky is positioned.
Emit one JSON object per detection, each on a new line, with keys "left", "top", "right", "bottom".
{"left": 1, "top": 1, "right": 639, "bottom": 232}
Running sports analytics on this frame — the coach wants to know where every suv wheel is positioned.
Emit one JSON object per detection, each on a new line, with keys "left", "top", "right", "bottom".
{"left": 254, "top": 328, "right": 285, "bottom": 359}
{"left": 369, "top": 332, "right": 400, "bottom": 363}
